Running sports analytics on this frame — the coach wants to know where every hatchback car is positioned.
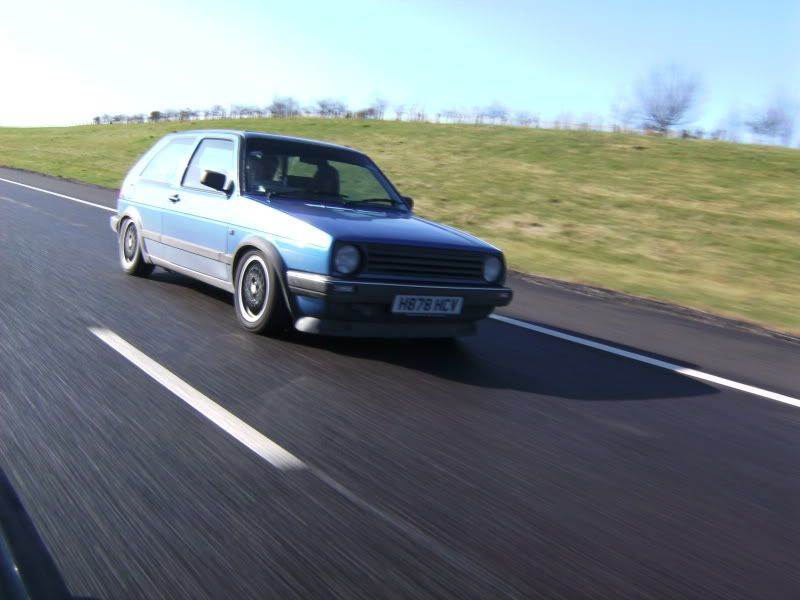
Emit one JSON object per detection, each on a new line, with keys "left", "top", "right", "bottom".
{"left": 112, "top": 130, "right": 512, "bottom": 337}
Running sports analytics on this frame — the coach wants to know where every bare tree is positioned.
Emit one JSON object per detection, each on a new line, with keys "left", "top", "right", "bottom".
{"left": 355, "top": 107, "right": 378, "bottom": 119}
{"left": 317, "top": 98, "right": 348, "bottom": 118}
{"left": 746, "top": 100, "right": 795, "bottom": 146}
{"left": 410, "top": 105, "right": 426, "bottom": 121}
{"left": 636, "top": 65, "right": 701, "bottom": 133}
{"left": 514, "top": 111, "right": 534, "bottom": 127}
{"left": 205, "top": 104, "right": 226, "bottom": 119}
{"left": 484, "top": 102, "right": 509, "bottom": 124}
{"left": 371, "top": 97, "right": 388, "bottom": 119}
{"left": 269, "top": 96, "right": 300, "bottom": 118}
{"left": 441, "top": 109, "right": 463, "bottom": 123}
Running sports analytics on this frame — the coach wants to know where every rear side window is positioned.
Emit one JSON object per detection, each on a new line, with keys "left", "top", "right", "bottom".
{"left": 140, "top": 138, "right": 195, "bottom": 184}
{"left": 182, "top": 138, "right": 235, "bottom": 191}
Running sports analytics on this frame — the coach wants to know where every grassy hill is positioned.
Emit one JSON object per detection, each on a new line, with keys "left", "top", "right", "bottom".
{"left": 1, "top": 118, "right": 798, "bottom": 333}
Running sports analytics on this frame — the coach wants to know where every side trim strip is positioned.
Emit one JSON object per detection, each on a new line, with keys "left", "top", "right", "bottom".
{"left": 142, "top": 229, "right": 161, "bottom": 242}
{"left": 161, "top": 234, "right": 229, "bottom": 263}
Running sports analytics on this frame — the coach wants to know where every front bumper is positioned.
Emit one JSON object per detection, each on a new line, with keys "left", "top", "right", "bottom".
{"left": 286, "top": 270, "right": 513, "bottom": 337}
{"left": 109, "top": 215, "right": 119, "bottom": 232}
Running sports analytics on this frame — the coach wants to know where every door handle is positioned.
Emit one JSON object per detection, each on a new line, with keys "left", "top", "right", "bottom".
{"left": 168, "top": 193, "right": 181, "bottom": 203}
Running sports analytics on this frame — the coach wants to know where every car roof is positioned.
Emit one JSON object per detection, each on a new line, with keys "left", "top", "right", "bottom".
{"left": 166, "top": 129, "right": 361, "bottom": 154}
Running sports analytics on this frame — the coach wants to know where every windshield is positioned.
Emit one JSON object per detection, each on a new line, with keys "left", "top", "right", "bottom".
{"left": 243, "top": 137, "right": 404, "bottom": 209}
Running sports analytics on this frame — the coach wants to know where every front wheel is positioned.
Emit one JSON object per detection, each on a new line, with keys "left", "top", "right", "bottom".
{"left": 234, "top": 250, "right": 289, "bottom": 334}
{"left": 118, "top": 218, "right": 154, "bottom": 277}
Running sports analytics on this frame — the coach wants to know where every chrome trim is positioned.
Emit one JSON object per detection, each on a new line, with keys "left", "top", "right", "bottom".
{"left": 158, "top": 233, "right": 228, "bottom": 263}
{"left": 287, "top": 270, "right": 509, "bottom": 293}
{"left": 142, "top": 229, "right": 161, "bottom": 242}
{"left": 149, "top": 256, "right": 234, "bottom": 293}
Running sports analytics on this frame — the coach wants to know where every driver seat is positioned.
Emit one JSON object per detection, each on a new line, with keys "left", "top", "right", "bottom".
{"left": 308, "top": 162, "right": 340, "bottom": 195}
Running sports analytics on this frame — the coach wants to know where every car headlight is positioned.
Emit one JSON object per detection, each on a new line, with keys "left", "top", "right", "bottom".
{"left": 334, "top": 244, "right": 361, "bottom": 275}
{"left": 483, "top": 255, "right": 502, "bottom": 282}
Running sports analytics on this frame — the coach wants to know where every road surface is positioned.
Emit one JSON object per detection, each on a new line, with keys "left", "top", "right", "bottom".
{"left": 1, "top": 168, "right": 798, "bottom": 599}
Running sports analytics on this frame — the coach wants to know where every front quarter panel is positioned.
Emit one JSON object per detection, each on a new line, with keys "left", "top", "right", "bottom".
{"left": 226, "top": 196, "right": 332, "bottom": 275}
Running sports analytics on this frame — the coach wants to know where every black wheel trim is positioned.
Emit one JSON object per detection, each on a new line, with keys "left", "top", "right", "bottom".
{"left": 242, "top": 261, "right": 267, "bottom": 316}
{"left": 123, "top": 223, "right": 137, "bottom": 262}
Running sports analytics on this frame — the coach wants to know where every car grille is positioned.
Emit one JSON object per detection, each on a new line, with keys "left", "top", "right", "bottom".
{"left": 360, "top": 244, "right": 485, "bottom": 282}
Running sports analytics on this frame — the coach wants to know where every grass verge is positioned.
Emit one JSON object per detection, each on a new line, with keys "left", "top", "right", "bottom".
{"left": 1, "top": 119, "right": 798, "bottom": 333}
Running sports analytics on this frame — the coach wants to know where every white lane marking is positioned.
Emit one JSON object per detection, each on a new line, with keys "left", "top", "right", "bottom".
{"left": 490, "top": 314, "right": 800, "bottom": 409}
{"left": 89, "top": 327, "right": 306, "bottom": 470}
{"left": 89, "top": 326, "right": 518, "bottom": 595}
{"left": 0, "top": 176, "right": 116, "bottom": 213}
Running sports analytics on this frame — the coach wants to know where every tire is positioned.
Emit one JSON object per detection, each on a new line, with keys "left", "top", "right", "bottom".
{"left": 118, "top": 218, "right": 154, "bottom": 277}
{"left": 234, "top": 250, "right": 289, "bottom": 334}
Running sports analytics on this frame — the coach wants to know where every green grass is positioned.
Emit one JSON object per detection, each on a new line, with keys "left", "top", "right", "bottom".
{"left": 1, "top": 118, "right": 798, "bottom": 333}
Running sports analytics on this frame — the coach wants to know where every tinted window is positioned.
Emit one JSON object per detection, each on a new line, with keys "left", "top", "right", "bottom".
{"left": 182, "top": 138, "right": 235, "bottom": 191}
{"left": 140, "top": 138, "right": 195, "bottom": 184}
{"left": 335, "top": 162, "right": 390, "bottom": 201}
{"left": 244, "top": 137, "right": 401, "bottom": 207}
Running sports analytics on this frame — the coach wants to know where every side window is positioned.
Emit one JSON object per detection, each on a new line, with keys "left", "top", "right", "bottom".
{"left": 140, "top": 138, "right": 195, "bottom": 184}
{"left": 182, "top": 138, "right": 235, "bottom": 191}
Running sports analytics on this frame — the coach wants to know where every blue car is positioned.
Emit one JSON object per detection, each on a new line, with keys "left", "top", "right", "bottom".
{"left": 112, "top": 130, "right": 512, "bottom": 337}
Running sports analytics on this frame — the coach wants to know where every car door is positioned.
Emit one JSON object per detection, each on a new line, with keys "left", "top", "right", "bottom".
{"left": 161, "top": 136, "right": 238, "bottom": 281}
{"left": 126, "top": 136, "right": 197, "bottom": 259}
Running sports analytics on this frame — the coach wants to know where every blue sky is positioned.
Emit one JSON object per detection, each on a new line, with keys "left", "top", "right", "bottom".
{"left": 1, "top": 0, "right": 797, "bottom": 132}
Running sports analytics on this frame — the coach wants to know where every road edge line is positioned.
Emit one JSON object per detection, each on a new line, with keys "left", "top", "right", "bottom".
{"left": 0, "top": 176, "right": 116, "bottom": 213}
{"left": 489, "top": 314, "right": 800, "bottom": 409}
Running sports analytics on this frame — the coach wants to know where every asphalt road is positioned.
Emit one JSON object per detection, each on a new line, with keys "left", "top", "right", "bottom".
{"left": 1, "top": 169, "right": 798, "bottom": 599}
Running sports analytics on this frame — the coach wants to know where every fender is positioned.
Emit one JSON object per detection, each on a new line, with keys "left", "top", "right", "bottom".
{"left": 230, "top": 236, "right": 300, "bottom": 319}
{"left": 113, "top": 207, "right": 154, "bottom": 263}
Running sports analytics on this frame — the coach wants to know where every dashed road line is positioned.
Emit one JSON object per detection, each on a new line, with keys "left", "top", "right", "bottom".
{"left": 89, "top": 326, "right": 519, "bottom": 597}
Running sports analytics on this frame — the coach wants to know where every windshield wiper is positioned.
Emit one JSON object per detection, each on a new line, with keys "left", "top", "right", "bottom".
{"left": 264, "top": 189, "right": 305, "bottom": 199}
{"left": 306, "top": 191, "right": 348, "bottom": 199}
{"left": 342, "top": 198, "right": 402, "bottom": 208}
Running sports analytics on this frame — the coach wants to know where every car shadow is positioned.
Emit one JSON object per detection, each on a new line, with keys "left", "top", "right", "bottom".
{"left": 148, "top": 269, "right": 234, "bottom": 304}
{"left": 149, "top": 268, "right": 718, "bottom": 402}
{"left": 276, "top": 324, "right": 718, "bottom": 402}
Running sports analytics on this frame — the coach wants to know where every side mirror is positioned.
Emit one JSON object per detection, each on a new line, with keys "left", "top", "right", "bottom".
{"left": 200, "top": 170, "right": 229, "bottom": 193}
{"left": 402, "top": 196, "right": 414, "bottom": 211}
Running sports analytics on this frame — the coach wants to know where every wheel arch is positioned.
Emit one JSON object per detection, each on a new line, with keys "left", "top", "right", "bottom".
{"left": 116, "top": 208, "right": 152, "bottom": 263}
{"left": 231, "top": 237, "right": 298, "bottom": 319}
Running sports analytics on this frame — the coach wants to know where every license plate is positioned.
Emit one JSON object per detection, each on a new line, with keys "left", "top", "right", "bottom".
{"left": 391, "top": 295, "right": 463, "bottom": 315}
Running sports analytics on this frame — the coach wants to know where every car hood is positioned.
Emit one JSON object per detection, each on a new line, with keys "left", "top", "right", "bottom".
{"left": 258, "top": 198, "right": 497, "bottom": 252}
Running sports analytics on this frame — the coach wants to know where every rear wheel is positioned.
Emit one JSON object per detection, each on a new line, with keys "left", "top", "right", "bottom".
{"left": 118, "top": 218, "right": 154, "bottom": 277}
{"left": 234, "top": 250, "right": 289, "bottom": 334}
